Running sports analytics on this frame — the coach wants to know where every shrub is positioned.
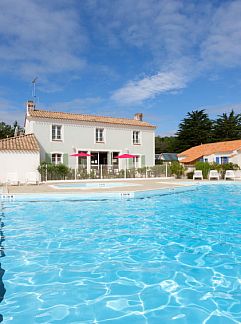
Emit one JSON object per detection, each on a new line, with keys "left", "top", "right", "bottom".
{"left": 195, "top": 161, "right": 210, "bottom": 179}
{"left": 38, "top": 162, "right": 69, "bottom": 180}
{"left": 186, "top": 171, "right": 194, "bottom": 179}
{"left": 170, "top": 161, "right": 185, "bottom": 178}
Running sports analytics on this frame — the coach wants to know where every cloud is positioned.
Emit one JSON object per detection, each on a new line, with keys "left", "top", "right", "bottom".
{"left": 88, "top": 0, "right": 241, "bottom": 104}
{"left": 205, "top": 103, "right": 241, "bottom": 116}
{"left": 48, "top": 97, "right": 103, "bottom": 114}
{"left": 201, "top": 1, "right": 241, "bottom": 68}
{"left": 0, "top": 0, "right": 87, "bottom": 82}
{"left": 111, "top": 70, "right": 187, "bottom": 104}
{"left": 0, "top": 98, "right": 25, "bottom": 125}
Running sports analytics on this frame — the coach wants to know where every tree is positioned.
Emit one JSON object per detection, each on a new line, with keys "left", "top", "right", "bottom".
{"left": 155, "top": 136, "right": 178, "bottom": 153}
{"left": 0, "top": 121, "right": 23, "bottom": 139}
{"left": 212, "top": 110, "right": 241, "bottom": 142}
{"left": 176, "top": 110, "right": 213, "bottom": 152}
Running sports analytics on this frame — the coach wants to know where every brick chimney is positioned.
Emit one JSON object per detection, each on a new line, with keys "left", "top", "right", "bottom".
{"left": 134, "top": 113, "right": 143, "bottom": 121}
{"left": 26, "top": 100, "right": 36, "bottom": 114}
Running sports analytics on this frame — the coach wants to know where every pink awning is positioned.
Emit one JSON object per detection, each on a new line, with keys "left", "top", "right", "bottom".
{"left": 114, "top": 154, "right": 137, "bottom": 159}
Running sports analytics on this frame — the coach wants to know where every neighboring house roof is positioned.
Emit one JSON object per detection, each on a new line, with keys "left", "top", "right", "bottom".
{"left": 28, "top": 109, "right": 156, "bottom": 128}
{"left": 178, "top": 139, "right": 241, "bottom": 163}
{"left": 0, "top": 134, "right": 39, "bottom": 152}
{"left": 155, "top": 153, "right": 178, "bottom": 161}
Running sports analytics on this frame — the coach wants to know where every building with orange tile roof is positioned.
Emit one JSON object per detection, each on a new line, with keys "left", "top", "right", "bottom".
{"left": 178, "top": 139, "right": 241, "bottom": 167}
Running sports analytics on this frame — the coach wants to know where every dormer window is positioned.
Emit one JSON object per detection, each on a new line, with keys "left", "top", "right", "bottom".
{"left": 52, "top": 125, "right": 62, "bottom": 141}
{"left": 96, "top": 128, "right": 104, "bottom": 143}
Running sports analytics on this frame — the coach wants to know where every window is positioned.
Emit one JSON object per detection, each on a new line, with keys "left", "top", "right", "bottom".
{"left": 221, "top": 156, "right": 229, "bottom": 164}
{"left": 96, "top": 128, "right": 104, "bottom": 142}
{"left": 51, "top": 153, "right": 62, "bottom": 165}
{"left": 52, "top": 125, "right": 62, "bottom": 141}
{"left": 133, "top": 131, "right": 140, "bottom": 144}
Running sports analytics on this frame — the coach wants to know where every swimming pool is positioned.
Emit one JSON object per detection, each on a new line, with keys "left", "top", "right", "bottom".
{"left": 1, "top": 185, "right": 241, "bottom": 323}
{"left": 51, "top": 181, "right": 140, "bottom": 189}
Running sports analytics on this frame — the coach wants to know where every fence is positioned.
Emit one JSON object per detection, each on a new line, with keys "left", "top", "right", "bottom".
{"left": 39, "top": 163, "right": 172, "bottom": 181}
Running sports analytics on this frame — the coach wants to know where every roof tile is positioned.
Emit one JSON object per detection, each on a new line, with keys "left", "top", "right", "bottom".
{"left": 0, "top": 134, "right": 39, "bottom": 152}
{"left": 28, "top": 109, "right": 156, "bottom": 128}
{"left": 178, "top": 139, "right": 241, "bottom": 163}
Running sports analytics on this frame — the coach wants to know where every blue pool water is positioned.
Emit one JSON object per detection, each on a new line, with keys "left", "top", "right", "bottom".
{"left": 0, "top": 185, "right": 241, "bottom": 323}
{"left": 52, "top": 182, "right": 139, "bottom": 189}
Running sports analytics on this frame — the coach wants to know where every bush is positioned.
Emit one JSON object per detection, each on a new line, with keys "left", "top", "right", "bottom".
{"left": 170, "top": 161, "right": 185, "bottom": 178}
{"left": 186, "top": 171, "right": 194, "bottom": 179}
{"left": 195, "top": 161, "right": 211, "bottom": 179}
{"left": 194, "top": 161, "right": 240, "bottom": 179}
{"left": 38, "top": 162, "right": 70, "bottom": 180}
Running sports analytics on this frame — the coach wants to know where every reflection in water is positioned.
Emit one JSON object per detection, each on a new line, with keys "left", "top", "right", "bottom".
{"left": 0, "top": 203, "right": 6, "bottom": 322}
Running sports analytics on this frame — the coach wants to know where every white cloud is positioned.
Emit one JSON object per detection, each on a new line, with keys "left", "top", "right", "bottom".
{"left": 205, "top": 103, "right": 241, "bottom": 116}
{"left": 201, "top": 1, "right": 241, "bottom": 67}
{"left": 49, "top": 97, "right": 102, "bottom": 114}
{"left": 87, "top": 0, "right": 241, "bottom": 104}
{"left": 0, "top": 98, "right": 25, "bottom": 125}
{"left": 0, "top": 0, "right": 87, "bottom": 81}
{"left": 111, "top": 70, "right": 187, "bottom": 104}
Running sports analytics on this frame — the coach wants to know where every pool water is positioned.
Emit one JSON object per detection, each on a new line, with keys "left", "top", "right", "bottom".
{"left": 1, "top": 185, "right": 241, "bottom": 323}
{"left": 52, "top": 182, "right": 140, "bottom": 189}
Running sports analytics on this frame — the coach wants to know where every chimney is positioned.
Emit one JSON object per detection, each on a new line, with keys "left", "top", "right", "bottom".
{"left": 134, "top": 113, "right": 143, "bottom": 121}
{"left": 26, "top": 100, "right": 36, "bottom": 114}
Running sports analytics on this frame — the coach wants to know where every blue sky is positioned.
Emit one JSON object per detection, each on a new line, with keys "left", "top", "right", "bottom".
{"left": 1, "top": 0, "right": 241, "bottom": 135}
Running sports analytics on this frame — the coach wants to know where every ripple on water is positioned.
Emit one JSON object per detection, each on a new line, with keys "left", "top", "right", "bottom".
{"left": 1, "top": 184, "right": 241, "bottom": 322}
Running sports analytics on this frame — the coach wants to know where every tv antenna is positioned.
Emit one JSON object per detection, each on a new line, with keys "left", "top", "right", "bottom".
{"left": 32, "top": 77, "right": 38, "bottom": 102}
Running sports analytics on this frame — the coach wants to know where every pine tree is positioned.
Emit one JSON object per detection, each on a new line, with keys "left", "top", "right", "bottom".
{"left": 212, "top": 110, "right": 241, "bottom": 142}
{"left": 176, "top": 110, "right": 213, "bottom": 152}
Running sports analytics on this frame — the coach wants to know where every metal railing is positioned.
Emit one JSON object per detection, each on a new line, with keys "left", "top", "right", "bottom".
{"left": 39, "top": 164, "right": 172, "bottom": 181}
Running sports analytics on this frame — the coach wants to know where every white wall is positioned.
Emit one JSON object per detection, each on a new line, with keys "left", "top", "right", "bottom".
{"left": 230, "top": 151, "right": 241, "bottom": 167}
{"left": 25, "top": 118, "right": 155, "bottom": 168}
{"left": 0, "top": 151, "right": 40, "bottom": 183}
{"left": 203, "top": 152, "right": 241, "bottom": 168}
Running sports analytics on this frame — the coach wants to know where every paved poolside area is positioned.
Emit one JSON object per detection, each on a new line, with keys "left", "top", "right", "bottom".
{"left": 1, "top": 178, "right": 196, "bottom": 195}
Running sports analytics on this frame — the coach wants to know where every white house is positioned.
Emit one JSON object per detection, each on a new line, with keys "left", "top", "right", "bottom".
{"left": 178, "top": 139, "right": 241, "bottom": 168}
{"left": 0, "top": 134, "right": 40, "bottom": 184}
{"left": 24, "top": 101, "right": 156, "bottom": 172}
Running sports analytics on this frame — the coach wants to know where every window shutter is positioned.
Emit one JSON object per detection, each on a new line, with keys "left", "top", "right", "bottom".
{"left": 141, "top": 155, "right": 146, "bottom": 167}
{"left": 63, "top": 153, "right": 69, "bottom": 166}
{"left": 216, "top": 157, "right": 220, "bottom": 164}
{"left": 128, "top": 158, "right": 134, "bottom": 168}
{"left": 45, "top": 153, "right": 51, "bottom": 163}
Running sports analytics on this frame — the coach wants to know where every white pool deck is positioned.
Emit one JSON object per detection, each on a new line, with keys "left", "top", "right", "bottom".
{"left": 1, "top": 177, "right": 240, "bottom": 199}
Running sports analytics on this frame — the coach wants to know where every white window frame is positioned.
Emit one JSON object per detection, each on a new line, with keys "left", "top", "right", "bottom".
{"left": 51, "top": 152, "right": 63, "bottom": 165}
{"left": 133, "top": 130, "right": 141, "bottom": 145}
{"left": 51, "top": 124, "right": 63, "bottom": 141}
{"left": 95, "top": 128, "right": 105, "bottom": 143}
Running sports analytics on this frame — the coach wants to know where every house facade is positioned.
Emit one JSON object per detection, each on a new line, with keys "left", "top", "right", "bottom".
{"left": 178, "top": 139, "right": 241, "bottom": 168}
{"left": 24, "top": 101, "right": 156, "bottom": 172}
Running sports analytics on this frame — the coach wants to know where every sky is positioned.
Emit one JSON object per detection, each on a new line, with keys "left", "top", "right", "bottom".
{"left": 1, "top": 0, "right": 241, "bottom": 135}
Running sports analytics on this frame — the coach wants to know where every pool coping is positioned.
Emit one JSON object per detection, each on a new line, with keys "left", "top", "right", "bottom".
{"left": 2, "top": 181, "right": 240, "bottom": 202}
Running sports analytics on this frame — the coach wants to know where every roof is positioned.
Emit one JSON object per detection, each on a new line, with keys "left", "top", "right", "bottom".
{"left": 178, "top": 139, "right": 241, "bottom": 163}
{"left": 0, "top": 134, "right": 39, "bottom": 152}
{"left": 155, "top": 153, "right": 178, "bottom": 161}
{"left": 28, "top": 109, "right": 156, "bottom": 128}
